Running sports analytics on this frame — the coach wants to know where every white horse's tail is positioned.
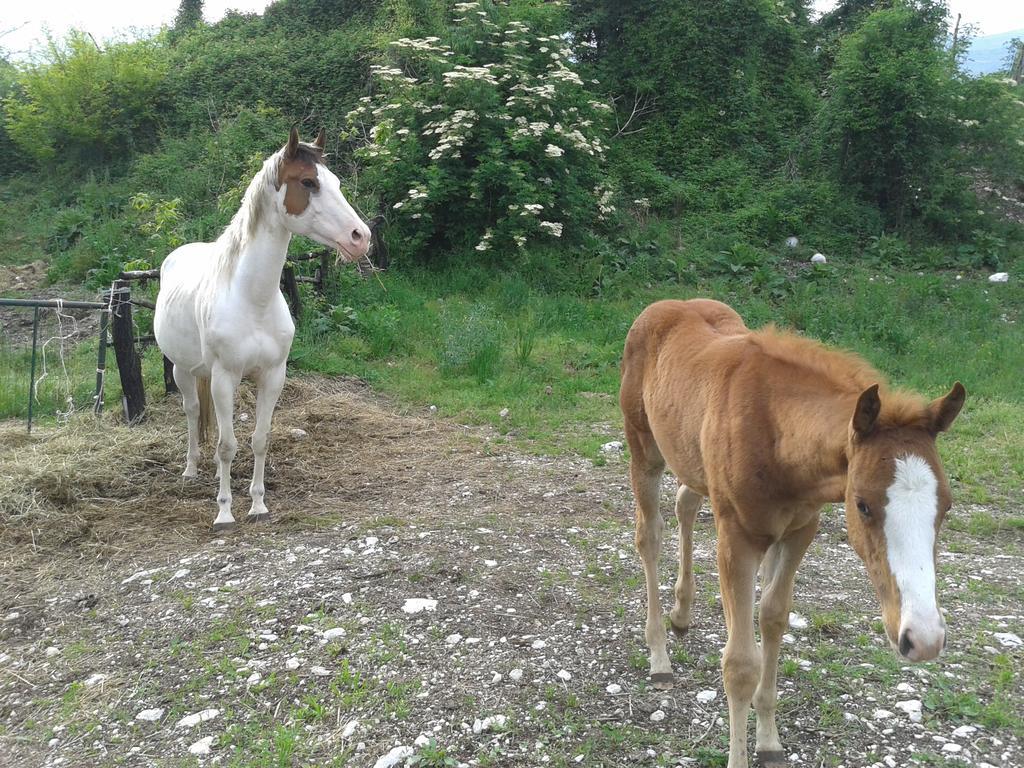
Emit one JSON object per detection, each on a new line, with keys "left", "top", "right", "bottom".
{"left": 197, "top": 377, "right": 213, "bottom": 444}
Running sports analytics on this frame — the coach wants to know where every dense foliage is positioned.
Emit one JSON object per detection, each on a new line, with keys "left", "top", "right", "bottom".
{"left": 0, "top": 0, "right": 1021, "bottom": 283}
{"left": 345, "top": 2, "right": 612, "bottom": 265}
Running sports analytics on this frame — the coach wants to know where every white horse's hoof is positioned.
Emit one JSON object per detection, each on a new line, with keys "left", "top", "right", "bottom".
{"left": 246, "top": 512, "right": 271, "bottom": 524}
{"left": 212, "top": 520, "right": 236, "bottom": 532}
{"left": 650, "top": 672, "right": 674, "bottom": 690}
{"left": 183, "top": 469, "right": 198, "bottom": 479}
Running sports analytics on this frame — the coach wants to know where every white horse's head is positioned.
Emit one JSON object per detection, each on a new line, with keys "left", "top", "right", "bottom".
{"left": 274, "top": 127, "right": 370, "bottom": 262}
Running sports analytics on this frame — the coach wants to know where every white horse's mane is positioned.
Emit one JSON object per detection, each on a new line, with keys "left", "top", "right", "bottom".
{"left": 204, "top": 149, "right": 284, "bottom": 292}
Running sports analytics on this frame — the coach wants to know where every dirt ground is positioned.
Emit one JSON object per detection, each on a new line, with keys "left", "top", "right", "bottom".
{"left": 0, "top": 377, "right": 1021, "bottom": 768}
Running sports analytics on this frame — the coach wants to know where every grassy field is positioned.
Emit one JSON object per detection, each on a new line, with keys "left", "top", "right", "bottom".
{"left": 3, "top": 244, "right": 1023, "bottom": 514}
{"left": 281, "top": 253, "right": 1024, "bottom": 512}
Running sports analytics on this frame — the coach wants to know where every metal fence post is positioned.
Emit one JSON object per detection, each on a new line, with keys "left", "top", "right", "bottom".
{"left": 94, "top": 304, "right": 109, "bottom": 416}
{"left": 27, "top": 305, "right": 39, "bottom": 433}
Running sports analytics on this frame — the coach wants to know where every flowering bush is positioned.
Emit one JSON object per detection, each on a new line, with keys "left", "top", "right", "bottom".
{"left": 344, "top": 1, "right": 614, "bottom": 265}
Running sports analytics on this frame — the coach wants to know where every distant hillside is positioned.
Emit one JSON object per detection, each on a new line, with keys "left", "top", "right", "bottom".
{"left": 964, "top": 29, "right": 1023, "bottom": 76}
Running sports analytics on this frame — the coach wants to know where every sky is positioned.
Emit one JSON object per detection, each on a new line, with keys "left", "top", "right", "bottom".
{"left": 812, "top": 0, "right": 1022, "bottom": 37}
{"left": 2, "top": 0, "right": 1021, "bottom": 59}
{"left": 1, "top": 0, "right": 274, "bottom": 59}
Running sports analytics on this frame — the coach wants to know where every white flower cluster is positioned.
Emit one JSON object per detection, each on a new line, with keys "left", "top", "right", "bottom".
{"left": 422, "top": 109, "right": 476, "bottom": 161}
{"left": 595, "top": 185, "right": 616, "bottom": 218}
{"left": 475, "top": 229, "right": 494, "bottom": 251}
{"left": 539, "top": 221, "right": 563, "bottom": 237}
{"left": 544, "top": 144, "right": 564, "bottom": 157}
{"left": 443, "top": 65, "right": 500, "bottom": 86}
{"left": 453, "top": 1, "right": 479, "bottom": 11}
{"left": 392, "top": 37, "right": 445, "bottom": 53}
{"left": 370, "top": 65, "right": 417, "bottom": 85}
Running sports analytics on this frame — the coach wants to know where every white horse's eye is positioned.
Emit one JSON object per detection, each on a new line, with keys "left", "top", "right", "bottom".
{"left": 301, "top": 178, "right": 317, "bottom": 190}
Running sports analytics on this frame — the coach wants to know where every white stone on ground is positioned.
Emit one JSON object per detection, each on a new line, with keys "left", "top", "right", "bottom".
{"left": 84, "top": 673, "right": 107, "bottom": 687}
{"left": 557, "top": 670, "right": 572, "bottom": 682}
{"left": 402, "top": 598, "right": 437, "bottom": 614}
{"left": 289, "top": 428, "right": 308, "bottom": 439}
{"left": 895, "top": 700, "right": 922, "bottom": 723}
{"left": 45, "top": 647, "right": 60, "bottom": 657}
{"left": 810, "top": 253, "right": 827, "bottom": 264}
{"left": 952, "top": 725, "right": 978, "bottom": 738}
{"left": 247, "top": 672, "right": 261, "bottom": 685}
{"left": 341, "top": 719, "right": 358, "bottom": 739}
{"left": 372, "top": 745, "right": 414, "bottom": 768}
{"left": 285, "top": 657, "right": 300, "bottom": 670}
{"left": 446, "top": 633, "right": 462, "bottom": 645}
{"left": 606, "top": 683, "right": 622, "bottom": 694}
{"left": 785, "top": 236, "right": 799, "bottom": 248}
{"left": 941, "top": 743, "right": 963, "bottom": 754}
{"left": 993, "top": 632, "right": 1022, "bottom": 647}
{"left": 175, "top": 709, "right": 219, "bottom": 728}
{"left": 531, "top": 639, "right": 547, "bottom": 649}
{"left": 310, "top": 666, "right": 331, "bottom": 677}
{"left": 788, "top": 612, "right": 808, "bottom": 629}
{"left": 414, "top": 734, "right": 430, "bottom": 747}
{"left": 322, "top": 628, "right": 346, "bottom": 642}
{"left": 873, "top": 709, "right": 894, "bottom": 720}
{"left": 696, "top": 690, "right": 717, "bottom": 704}
{"left": 600, "top": 441, "right": 623, "bottom": 454}
{"left": 509, "top": 668, "right": 523, "bottom": 682}
{"left": 188, "top": 736, "right": 214, "bottom": 755}
{"left": 135, "top": 708, "right": 164, "bottom": 722}
{"left": 472, "top": 715, "right": 507, "bottom": 734}
{"left": 650, "top": 710, "right": 666, "bottom": 722}
{"left": 988, "top": 272, "right": 1009, "bottom": 283}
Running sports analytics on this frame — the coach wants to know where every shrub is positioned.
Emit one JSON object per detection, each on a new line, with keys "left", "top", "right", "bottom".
{"left": 344, "top": 0, "right": 613, "bottom": 266}
{"left": 3, "top": 32, "right": 169, "bottom": 170}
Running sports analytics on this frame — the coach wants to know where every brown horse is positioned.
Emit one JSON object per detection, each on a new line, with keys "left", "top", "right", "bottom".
{"left": 619, "top": 299, "right": 965, "bottom": 768}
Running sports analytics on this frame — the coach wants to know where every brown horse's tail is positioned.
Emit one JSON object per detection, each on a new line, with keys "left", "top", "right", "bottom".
{"left": 197, "top": 376, "right": 213, "bottom": 444}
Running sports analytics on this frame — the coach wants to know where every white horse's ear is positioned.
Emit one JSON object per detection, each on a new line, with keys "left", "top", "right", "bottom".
{"left": 285, "top": 126, "right": 300, "bottom": 158}
{"left": 929, "top": 382, "right": 965, "bottom": 434}
{"left": 314, "top": 127, "right": 326, "bottom": 151}
{"left": 852, "top": 384, "right": 881, "bottom": 439}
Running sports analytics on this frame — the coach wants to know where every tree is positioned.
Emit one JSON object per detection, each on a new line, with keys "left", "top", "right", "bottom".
{"left": 172, "top": 0, "right": 204, "bottom": 40}
{"left": 816, "top": 3, "right": 962, "bottom": 227}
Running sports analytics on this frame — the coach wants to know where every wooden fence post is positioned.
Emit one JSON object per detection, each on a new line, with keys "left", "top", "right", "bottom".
{"left": 109, "top": 280, "right": 146, "bottom": 424}
{"left": 163, "top": 355, "right": 178, "bottom": 394}
{"left": 282, "top": 264, "right": 302, "bottom": 319}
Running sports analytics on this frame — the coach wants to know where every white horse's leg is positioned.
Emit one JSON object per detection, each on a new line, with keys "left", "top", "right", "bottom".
{"left": 173, "top": 364, "right": 201, "bottom": 478}
{"left": 247, "top": 363, "right": 286, "bottom": 521}
{"left": 210, "top": 364, "right": 240, "bottom": 531}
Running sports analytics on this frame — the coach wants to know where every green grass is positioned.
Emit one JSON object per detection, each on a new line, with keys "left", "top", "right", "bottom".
{"left": 287, "top": 259, "right": 1024, "bottom": 510}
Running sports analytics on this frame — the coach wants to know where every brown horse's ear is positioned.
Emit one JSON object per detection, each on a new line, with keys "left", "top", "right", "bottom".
{"left": 285, "top": 126, "right": 300, "bottom": 158}
{"left": 314, "top": 127, "right": 326, "bottom": 152}
{"left": 929, "top": 382, "right": 965, "bottom": 434}
{"left": 852, "top": 384, "right": 881, "bottom": 439}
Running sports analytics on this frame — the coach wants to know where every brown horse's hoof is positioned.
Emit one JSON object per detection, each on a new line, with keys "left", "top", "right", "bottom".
{"left": 650, "top": 672, "right": 674, "bottom": 690}
{"left": 757, "top": 750, "right": 787, "bottom": 767}
{"left": 212, "top": 521, "right": 236, "bottom": 532}
{"left": 670, "top": 621, "right": 690, "bottom": 639}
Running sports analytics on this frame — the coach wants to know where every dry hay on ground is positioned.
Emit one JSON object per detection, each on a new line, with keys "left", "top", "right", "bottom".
{"left": 0, "top": 376, "right": 473, "bottom": 580}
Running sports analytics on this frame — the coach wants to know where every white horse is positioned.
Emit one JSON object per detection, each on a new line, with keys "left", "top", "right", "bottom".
{"left": 155, "top": 127, "right": 370, "bottom": 530}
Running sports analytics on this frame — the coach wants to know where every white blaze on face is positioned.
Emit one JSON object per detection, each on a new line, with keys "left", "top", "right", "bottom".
{"left": 884, "top": 454, "right": 944, "bottom": 658}
{"left": 308, "top": 165, "right": 369, "bottom": 259}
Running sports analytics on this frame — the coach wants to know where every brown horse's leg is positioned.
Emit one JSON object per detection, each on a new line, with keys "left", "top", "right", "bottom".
{"left": 669, "top": 485, "right": 702, "bottom": 636}
{"left": 627, "top": 428, "right": 672, "bottom": 689}
{"left": 753, "top": 516, "right": 819, "bottom": 765}
{"left": 717, "top": 514, "right": 765, "bottom": 768}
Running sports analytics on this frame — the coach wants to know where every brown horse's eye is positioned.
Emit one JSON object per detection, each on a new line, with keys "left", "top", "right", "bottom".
{"left": 856, "top": 499, "right": 871, "bottom": 518}
{"left": 301, "top": 178, "right": 317, "bottom": 190}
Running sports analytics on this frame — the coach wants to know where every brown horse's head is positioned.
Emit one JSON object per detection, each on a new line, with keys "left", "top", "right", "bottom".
{"left": 843, "top": 382, "right": 965, "bottom": 662}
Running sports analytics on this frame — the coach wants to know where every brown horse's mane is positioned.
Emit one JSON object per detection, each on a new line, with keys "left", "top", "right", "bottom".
{"left": 751, "top": 325, "right": 931, "bottom": 428}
